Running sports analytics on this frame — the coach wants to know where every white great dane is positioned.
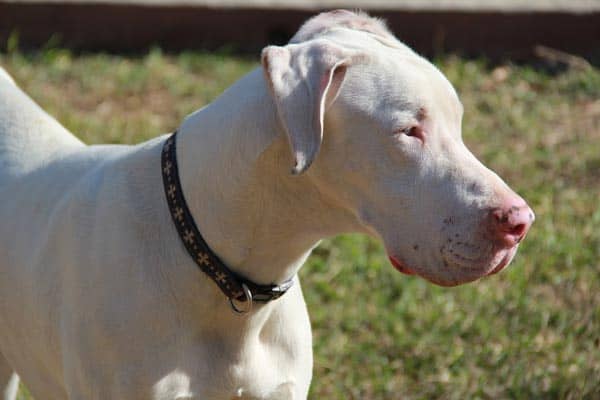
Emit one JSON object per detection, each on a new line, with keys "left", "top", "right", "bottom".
{"left": 0, "top": 10, "right": 534, "bottom": 400}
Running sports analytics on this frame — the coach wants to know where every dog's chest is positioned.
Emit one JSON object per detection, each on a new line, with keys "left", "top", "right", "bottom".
{"left": 152, "top": 344, "right": 301, "bottom": 400}
{"left": 223, "top": 348, "right": 299, "bottom": 400}
{"left": 152, "top": 304, "right": 311, "bottom": 400}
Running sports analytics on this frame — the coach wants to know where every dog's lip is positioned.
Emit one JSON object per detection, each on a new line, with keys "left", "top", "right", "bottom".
{"left": 389, "top": 256, "right": 416, "bottom": 275}
{"left": 388, "top": 257, "right": 457, "bottom": 287}
{"left": 388, "top": 245, "right": 517, "bottom": 283}
{"left": 487, "top": 247, "right": 517, "bottom": 275}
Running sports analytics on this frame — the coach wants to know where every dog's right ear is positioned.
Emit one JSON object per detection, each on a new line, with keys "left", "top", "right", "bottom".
{"left": 261, "top": 40, "right": 363, "bottom": 174}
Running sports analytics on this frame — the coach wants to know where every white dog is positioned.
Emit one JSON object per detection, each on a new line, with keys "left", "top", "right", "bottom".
{"left": 0, "top": 10, "right": 533, "bottom": 400}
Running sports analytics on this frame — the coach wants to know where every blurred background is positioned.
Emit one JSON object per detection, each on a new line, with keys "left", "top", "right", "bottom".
{"left": 1, "top": 0, "right": 599, "bottom": 399}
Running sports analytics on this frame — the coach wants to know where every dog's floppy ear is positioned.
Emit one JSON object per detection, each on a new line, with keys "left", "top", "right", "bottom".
{"left": 261, "top": 40, "right": 361, "bottom": 174}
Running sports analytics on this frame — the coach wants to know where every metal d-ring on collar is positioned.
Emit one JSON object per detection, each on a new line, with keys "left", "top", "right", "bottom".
{"left": 161, "top": 131, "right": 294, "bottom": 314}
{"left": 229, "top": 283, "right": 253, "bottom": 314}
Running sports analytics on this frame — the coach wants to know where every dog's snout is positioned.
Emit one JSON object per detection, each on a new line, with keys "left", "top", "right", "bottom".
{"left": 487, "top": 197, "right": 534, "bottom": 247}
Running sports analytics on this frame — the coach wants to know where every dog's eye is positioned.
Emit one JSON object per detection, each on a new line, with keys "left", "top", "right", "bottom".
{"left": 404, "top": 127, "right": 419, "bottom": 137}
{"left": 396, "top": 126, "right": 423, "bottom": 141}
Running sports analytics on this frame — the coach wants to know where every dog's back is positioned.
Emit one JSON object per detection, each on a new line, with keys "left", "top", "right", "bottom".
{"left": 0, "top": 67, "right": 83, "bottom": 183}
{"left": 0, "top": 67, "right": 164, "bottom": 399}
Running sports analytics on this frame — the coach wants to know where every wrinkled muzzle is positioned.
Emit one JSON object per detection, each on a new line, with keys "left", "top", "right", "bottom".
{"left": 385, "top": 143, "right": 535, "bottom": 286}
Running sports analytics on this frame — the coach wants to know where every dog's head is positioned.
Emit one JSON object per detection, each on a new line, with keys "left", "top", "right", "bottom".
{"left": 261, "top": 10, "right": 534, "bottom": 286}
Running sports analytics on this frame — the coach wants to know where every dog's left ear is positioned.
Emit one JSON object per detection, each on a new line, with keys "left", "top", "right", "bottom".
{"left": 262, "top": 40, "right": 362, "bottom": 174}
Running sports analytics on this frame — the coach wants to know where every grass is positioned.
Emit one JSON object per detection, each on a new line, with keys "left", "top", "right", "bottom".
{"left": 1, "top": 47, "right": 599, "bottom": 399}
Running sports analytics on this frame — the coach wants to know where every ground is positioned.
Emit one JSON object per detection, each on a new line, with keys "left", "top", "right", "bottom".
{"left": 1, "top": 47, "right": 599, "bottom": 399}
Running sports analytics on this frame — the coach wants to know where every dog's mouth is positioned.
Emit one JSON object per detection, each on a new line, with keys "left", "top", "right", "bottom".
{"left": 388, "top": 245, "right": 518, "bottom": 286}
{"left": 485, "top": 246, "right": 517, "bottom": 276}
{"left": 388, "top": 255, "right": 457, "bottom": 286}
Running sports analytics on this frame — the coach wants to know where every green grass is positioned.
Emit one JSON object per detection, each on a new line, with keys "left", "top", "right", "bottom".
{"left": 1, "top": 48, "right": 599, "bottom": 400}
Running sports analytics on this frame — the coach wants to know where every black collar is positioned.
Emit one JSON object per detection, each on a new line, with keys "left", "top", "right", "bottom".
{"left": 161, "top": 131, "right": 294, "bottom": 313}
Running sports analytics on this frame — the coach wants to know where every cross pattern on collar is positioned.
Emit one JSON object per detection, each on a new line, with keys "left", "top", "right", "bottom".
{"left": 161, "top": 131, "right": 294, "bottom": 308}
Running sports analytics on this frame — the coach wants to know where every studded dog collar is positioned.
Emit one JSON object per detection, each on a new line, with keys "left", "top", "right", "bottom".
{"left": 161, "top": 131, "right": 294, "bottom": 314}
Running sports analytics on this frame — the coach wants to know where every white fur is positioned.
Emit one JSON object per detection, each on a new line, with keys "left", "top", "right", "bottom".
{"left": 0, "top": 68, "right": 15, "bottom": 86}
{"left": 0, "top": 11, "right": 527, "bottom": 400}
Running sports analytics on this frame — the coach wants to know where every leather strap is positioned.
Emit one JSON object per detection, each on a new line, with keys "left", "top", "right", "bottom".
{"left": 161, "top": 131, "right": 294, "bottom": 304}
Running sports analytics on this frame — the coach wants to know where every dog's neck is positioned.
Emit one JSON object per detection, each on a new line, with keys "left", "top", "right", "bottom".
{"left": 176, "top": 69, "right": 362, "bottom": 286}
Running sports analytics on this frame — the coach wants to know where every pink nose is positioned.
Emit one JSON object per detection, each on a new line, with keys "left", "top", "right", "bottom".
{"left": 488, "top": 198, "right": 535, "bottom": 247}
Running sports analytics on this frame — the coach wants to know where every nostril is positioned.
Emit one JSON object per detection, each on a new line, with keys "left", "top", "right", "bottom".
{"left": 488, "top": 203, "right": 533, "bottom": 246}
